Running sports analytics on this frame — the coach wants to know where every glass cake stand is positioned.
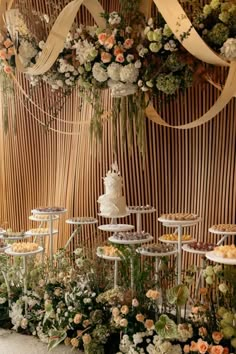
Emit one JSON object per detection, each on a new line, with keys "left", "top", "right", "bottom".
{"left": 31, "top": 207, "right": 67, "bottom": 263}
{"left": 158, "top": 215, "right": 201, "bottom": 285}
{"left": 65, "top": 217, "right": 98, "bottom": 249}
{"left": 128, "top": 206, "right": 156, "bottom": 232}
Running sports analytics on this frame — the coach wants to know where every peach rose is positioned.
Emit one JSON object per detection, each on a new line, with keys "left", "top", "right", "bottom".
{"left": 124, "top": 38, "right": 134, "bottom": 49}
{"left": 190, "top": 341, "right": 198, "bottom": 351}
{"left": 136, "top": 313, "right": 145, "bottom": 322}
{"left": 71, "top": 338, "right": 79, "bottom": 347}
{"left": 119, "top": 318, "right": 128, "bottom": 327}
{"left": 114, "top": 46, "right": 124, "bottom": 56}
{"left": 101, "top": 52, "right": 112, "bottom": 63}
{"left": 144, "top": 319, "right": 154, "bottom": 330}
{"left": 0, "top": 49, "right": 6, "bottom": 59}
{"left": 74, "top": 313, "right": 82, "bottom": 324}
{"left": 198, "top": 339, "right": 209, "bottom": 354}
{"left": 4, "top": 39, "right": 13, "bottom": 48}
{"left": 3, "top": 65, "right": 12, "bottom": 74}
{"left": 146, "top": 289, "right": 160, "bottom": 300}
{"left": 121, "top": 305, "right": 129, "bottom": 315}
{"left": 98, "top": 33, "right": 107, "bottom": 44}
{"left": 105, "top": 35, "right": 115, "bottom": 49}
{"left": 82, "top": 333, "right": 92, "bottom": 345}
{"left": 210, "top": 345, "right": 224, "bottom": 354}
{"left": 116, "top": 53, "right": 124, "bottom": 63}
{"left": 212, "top": 332, "right": 223, "bottom": 344}
{"left": 82, "top": 319, "right": 90, "bottom": 328}
{"left": 199, "top": 327, "right": 208, "bottom": 337}
{"left": 112, "top": 307, "right": 120, "bottom": 317}
{"left": 183, "top": 344, "right": 190, "bottom": 353}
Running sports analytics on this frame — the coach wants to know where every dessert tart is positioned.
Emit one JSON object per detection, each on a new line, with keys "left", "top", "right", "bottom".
{"left": 188, "top": 242, "right": 216, "bottom": 252}
{"left": 211, "top": 224, "right": 236, "bottom": 233}
{"left": 112, "top": 231, "right": 151, "bottom": 241}
{"left": 160, "top": 234, "right": 192, "bottom": 241}
{"left": 11, "top": 242, "right": 39, "bottom": 253}
{"left": 160, "top": 213, "right": 199, "bottom": 221}
{"left": 139, "top": 243, "right": 176, "bottom": 253}
{"left": 4, "top": 230, "right": 25, "bottom": 238}
{"left": 97, "top": 245, "right": 121, "bottom": 257}
{"left": 213, "top": 245, "right": 236, "bottom": 258}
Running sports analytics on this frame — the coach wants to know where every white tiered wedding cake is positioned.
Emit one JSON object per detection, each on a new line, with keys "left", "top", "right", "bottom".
{"left": 98, "top": 163, "right": 128, "bottom": 217}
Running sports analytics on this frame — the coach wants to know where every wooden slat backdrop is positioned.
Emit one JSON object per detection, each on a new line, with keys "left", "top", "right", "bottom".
{"left": 0, "top": 0, "right": 235, "bottom": 269}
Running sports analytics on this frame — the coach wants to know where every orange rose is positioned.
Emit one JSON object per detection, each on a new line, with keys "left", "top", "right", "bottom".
{"left": 136, "top": 313, "right": 145, "bottom": 322}
{"left": 198, "top": 339, "right": 209, "bottom": 354}
{"left": 210, "top": 345, "right": 224, "bottom": 354}
{"left": 212, "top": 332, "right": 223, "bottom": 344}
{"left": 190, "top": 341, "right": 198, "bottom": 351}
{"left": 144, "top": 319, "right": 154, "bottom": 330}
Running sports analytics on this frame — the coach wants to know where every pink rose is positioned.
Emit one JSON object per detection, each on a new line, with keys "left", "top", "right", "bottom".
{"left": 114, "top": 46, "right": 124, "bottom": 56}
{"left": 104, "top": 35, "right": 115, "bottom": 49}
{"left": 98, "top": 33, "right": 107, "bottom": 44}
{"left": 101, "top": 52, "right": 112, "bottom": 63}
{"left": 116, "top": 53, "right": 124, "bottom": 63}
{"left": 0, "top": 49, "right": 6, "bottom": 59}
{"left": 3, "top": 65, "right": 12, "bottom": 74}
{"left": 124, "top": 38, "right": 134, "bottom": 49}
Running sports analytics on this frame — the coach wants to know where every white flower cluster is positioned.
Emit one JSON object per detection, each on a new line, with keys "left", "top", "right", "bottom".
{"left": 108, "top": 12, "right": 121, "bottom": 26}
{"left": 73, "top": 40, "right": 98, "bottom": 65}
{"left": 221, "top": 38, "right": 236, "bottom": 59}
{"left": 9, "top": 301, "right": 24, "bottom": 330}
{"left": 18, "top": 39, "right": 38, "bottom": 67}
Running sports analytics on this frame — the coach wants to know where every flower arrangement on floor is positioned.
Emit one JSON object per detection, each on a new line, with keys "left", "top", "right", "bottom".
{"left": 0, "top": 0, "right": 236, "bottom": 146}
{"left": 0, "top": 243, "right": 236, "bottom": 354}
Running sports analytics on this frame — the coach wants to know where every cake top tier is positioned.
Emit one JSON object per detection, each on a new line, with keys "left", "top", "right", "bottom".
{"left": 103, "top": 163, "right": 123, "bottom": 195}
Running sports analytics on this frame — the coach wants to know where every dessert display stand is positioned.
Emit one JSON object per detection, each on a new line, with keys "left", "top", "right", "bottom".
{"left": 108, "top": 235, "right": 153, "bottom": 291}
{"left": 137, "top": 247, "right": 177, "bottom": 286}
{"left": 128, "top": 206, "right": 156, "bottom": 232}
{"left": 5, "top": 246, "right": 43, "bottom": 313}
{"left": 31, "top": 208, "right": 67, "bottom": 264}
{"left": 65, "top": 217, "right": 98, "bottom": 249}
{"left": 158, "top": 216, "right": 201, "bottom": 285}
{"left": 25, "top": 229, "right": 58, "bottom": 263}
{"left": 206, "top": 251, "right": 236, "bottom": 265}
{"left": 96, "top": 251, "right": 121, "bottom": 288}
{"left": 209, "top": 226, "right": 236, "bottom": 246}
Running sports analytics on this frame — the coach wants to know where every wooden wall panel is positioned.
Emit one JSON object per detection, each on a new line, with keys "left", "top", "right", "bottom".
{"left": 0, "top": 0, "right": 235, "bottom": 271}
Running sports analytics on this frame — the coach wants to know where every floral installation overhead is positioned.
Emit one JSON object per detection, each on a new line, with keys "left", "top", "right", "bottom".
{"left": 0, "top": 0, "right": 236, "bottom": 144}
{"left": 1, "top": 242, "right": 236, "bottom": 354}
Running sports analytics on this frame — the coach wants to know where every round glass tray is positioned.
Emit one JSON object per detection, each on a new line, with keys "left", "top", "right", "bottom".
{"left": 25, "top": 230, "right": 58, "bottom": 236}
{"left": 137, "top": 247, "right": 177, "bottom": 257}
{"left": 98, "top": 224, "right": 134, "bottom": 232}
{"left": 108, "top": 235, "right": 153, "bottom": 245}
{"left": 182, "top": 244, "right": 213, "bottom": 256}
{"left": 158, "top": 216, "right": 201, "bottom": 227}
{"left": 29, "top": 215, "right": 59, "bottom": 222}
{"left": 208, "top": 227, "right": 236, "bottom": 236}
{"left": 206, "top": 251, "right": 236, "bottom": 265}
{"left": 98, "top": 213, "right": 130, "bottom": 218}
{"left": 0, "top": 233, "right": 32, "bottom": 241}
{"left": 96, "top": 251, "right": 121, "bottom": 261}
{"left": 32, "top": 207, "right": 67, "bottom": 215}
{"left": 5, "top": 246, "right": 44, "bottom": 257}
{"left": 128, "top": 206, "right": 156, "bottom": 214}
{"left": 159, "top": 236, "right": 195, "bottom": 244}
{"left": 66, "top": 217, "right": 98, "bottom": 225}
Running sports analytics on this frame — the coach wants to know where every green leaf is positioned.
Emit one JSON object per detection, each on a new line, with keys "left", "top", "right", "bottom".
{"left": 155, "top": 314, "right": 177, "bottom": 339}
{"left": 167, "top": 284, "right": 189, "bottom": 306}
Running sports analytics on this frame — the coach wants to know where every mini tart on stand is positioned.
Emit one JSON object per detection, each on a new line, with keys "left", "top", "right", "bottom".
{"left": 11, "top": 242, "right": 39, "bottom": 253}
{"left": 213, "top": 244, "right": 236, "bottom": 258}
{"left": 160, "top": 213, "right": 199, "bottom": 221}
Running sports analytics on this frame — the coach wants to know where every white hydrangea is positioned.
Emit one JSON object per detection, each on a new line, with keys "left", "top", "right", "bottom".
{"left": 107, "top": 62, "right": 122, "bottom": 81}
{"left": 9, "top": 301, "right": 24, "bottom": 331}
{"left": 108, "top": 11, "right": 121, "bottom": 25}
{"left": 221, "top": 38, "right": 236, "bottom": 59}
{"left": 133, "top": 332, "right": 143, "bottom": 345}
{"left": 108, "top": 80, "right": 137, "bottom": 97}
{"left": 92, "top": 62, "right": 108, "bottom": 82}
{"left": 73, "top": 40, "right": 97, "bottom": 65}
{"left": 120, "top": 63, "right": 139, "bottom": 83}
{"left": 18, "top": 39, "right": 38, "bottom": 60}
